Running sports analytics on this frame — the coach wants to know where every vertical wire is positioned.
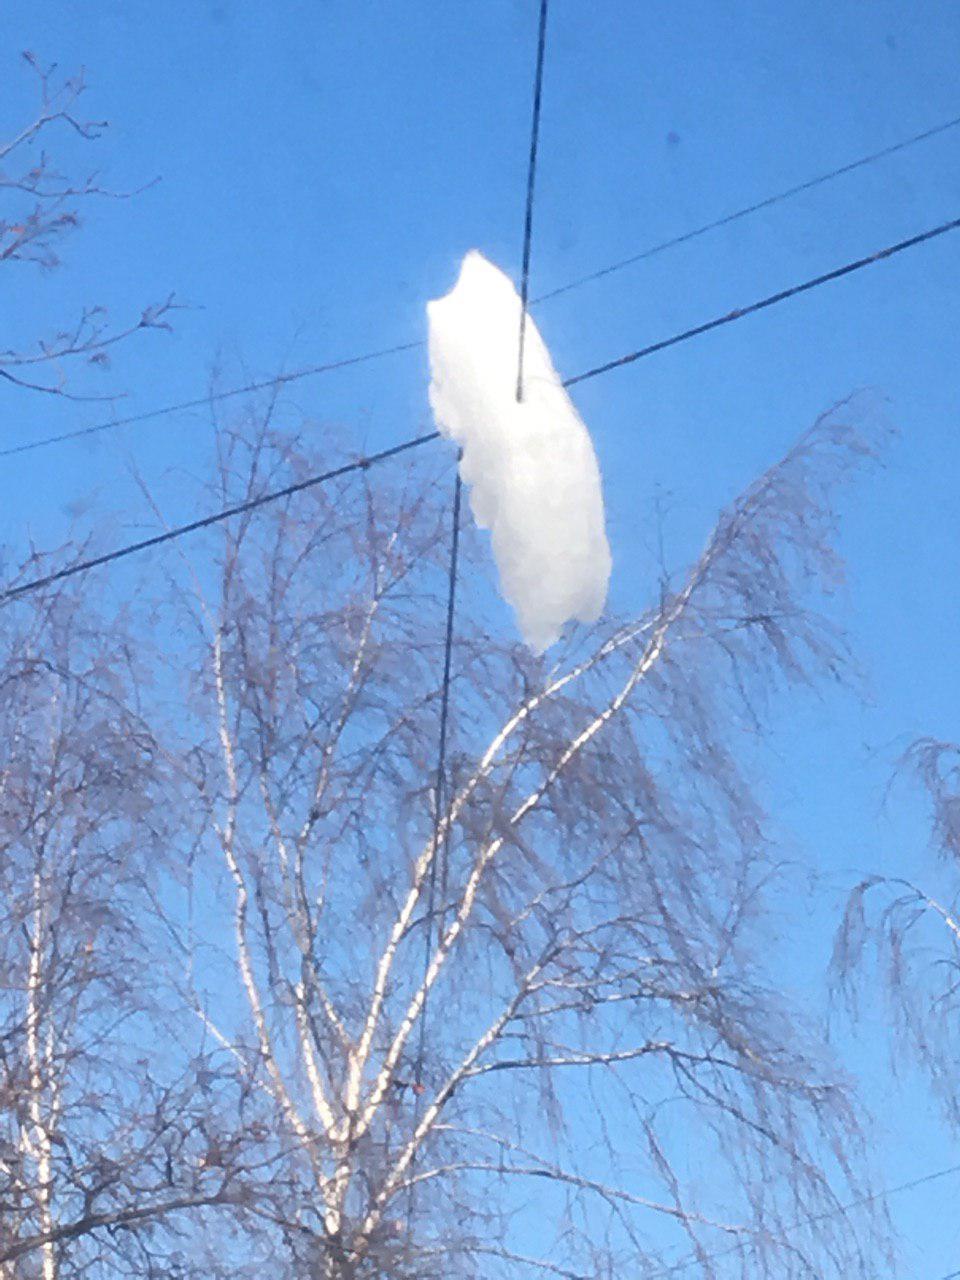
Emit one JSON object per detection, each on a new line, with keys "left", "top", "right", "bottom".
{"left": 406, "top": 468, "right": 463, "bottom": 1227}
{"left": 516, "top": 0, "right": 550, "bottom": 402}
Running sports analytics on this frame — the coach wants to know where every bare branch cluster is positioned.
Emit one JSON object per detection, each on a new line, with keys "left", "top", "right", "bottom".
{"left": 835, "top": 739, "right": 960, "bottom": 1132}
{"left": 0, "top": 54, "right": 176, "bottom": 403}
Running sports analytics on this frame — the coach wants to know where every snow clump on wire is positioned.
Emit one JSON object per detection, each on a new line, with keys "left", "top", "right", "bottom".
{"left": 427, "top": 250, "right": 611, "bottom": 654}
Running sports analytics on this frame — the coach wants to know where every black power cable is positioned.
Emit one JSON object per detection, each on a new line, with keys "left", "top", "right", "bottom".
{"left": 408, "top": 0, "right": 552, "bottom": 1233}
{"left": 4, "top": 213, "right": 958, "bottom": 606}
{"left": 0, "top": 430, "right": 439, "bottom": 606}
{"left": 8, "top": 108, "right": 957, "bottom": 462}
{"left": 563, "top": 213, "right": 960, "bottom": 388}
{"left": 534, "top": 111, "right": 960, "bottom": 304}
{"left": 0, "top": 341, "right": 423, "bottom": 460}
{"left": 516, "top": 0, "right": 550, "bottom": 402}
{"left": 416, "top": 470, "right": 463, "bottom": 1055}
{"left": 405, "top": 471, "right": 463, "bottom": 1225}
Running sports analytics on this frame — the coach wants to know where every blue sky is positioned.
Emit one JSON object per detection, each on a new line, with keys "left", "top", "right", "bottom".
{"left": 3, "top": 1, "right": 960, "bottom": 1272}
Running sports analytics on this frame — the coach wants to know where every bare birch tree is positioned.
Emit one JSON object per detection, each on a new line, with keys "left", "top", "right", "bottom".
{"left": 0, "top": 581, "right": 262, "bottom": 1278}
{"left": 136, "top": 397, "right": 890, "bottom": 1278}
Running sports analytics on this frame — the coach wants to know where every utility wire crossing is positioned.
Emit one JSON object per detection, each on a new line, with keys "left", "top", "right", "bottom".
{"left": 3, "top": 210, "right": 959, "bottom": 607}
{"left": 5, "top": 108, "right": 958, "bottom": 461}
{"left": 3, "top": 50, "right": 957, "bottom": 1277}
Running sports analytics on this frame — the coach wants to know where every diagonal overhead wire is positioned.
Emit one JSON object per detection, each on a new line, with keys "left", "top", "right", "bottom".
{"left": 0, "top": 431, "right": 439, "bottom": 606}
{"left": 563, "top": 213, "right": 960, "bottom": 388}
{"left": 3, "top": 211, "right": 958, "bottom": 606}
{"left": 0, "top": 341, "right": 423, "bottom": 460}
{"left": 5, "top": 109, "right": 958, "bottom": 463}
{"left": 534, "top": 111, "right": 960, "bottom": 304}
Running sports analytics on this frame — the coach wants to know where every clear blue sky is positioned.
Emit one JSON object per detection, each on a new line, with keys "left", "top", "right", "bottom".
{"left": 3, "top": 2, "right": 960, "bottom": 1273}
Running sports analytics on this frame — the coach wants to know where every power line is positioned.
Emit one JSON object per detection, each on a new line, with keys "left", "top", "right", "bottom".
{"left": 420, "top": 470, "right": 463, "bottom": 994}
{"left": 7, "top": 107, "right": 960, "bottom": 463}
{"left": 411, "top": 1, "right": 552, "bottom": 1229}
{"left": 516, "top": 0, "right": 550, "bottom": 402}
{"left": 563, "top": 213, "right": 960, "bottom": 388}
{"left": 8, "top": 110, "right": 957, "bottom": 463}
{"left": 650, "top": 1160, "right": 960, "bottom": 1278}
{"left": 410, "top": 0, "right": 550, "bottom": 1229}
{"left": 0, "top": 430, "right": 439, "bottom": 606}
{"left": 534, "top": 111, "right": 960, "bottom": 304}
{"left": 0, "top": 341, "right": 423, "bottom": 460}
{"left": 4, "top": 212, "right": 958, "bottom": 604}
{"left": 407, "top": 469, "right": 463, "bottom": 1224}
